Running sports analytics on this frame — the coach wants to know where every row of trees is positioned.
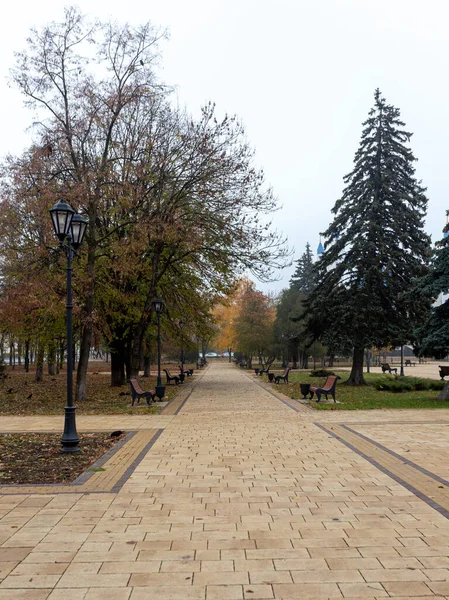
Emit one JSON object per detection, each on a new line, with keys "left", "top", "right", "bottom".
{"left": 0, "top": 8, "right": 290, "bottom": 397}
{"left": 3, "top": 16, "right": 448, "bottom": 394}
{"left": 213, "top": 260, "right": 315, "bottom": 371}
{"left": 216, "top": 90, "right": 449, "bottom": 385}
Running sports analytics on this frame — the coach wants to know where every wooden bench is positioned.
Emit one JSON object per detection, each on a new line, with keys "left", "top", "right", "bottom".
{"left": 405, "top": 359, "right": 416, "bottom": 367}
{"left": 164, "top": 369, "right": 180, "bottom": 385}
{"left": 439, "top": 366, "right": 449, "bottom": 380}
{"left": 179, "top": 366, "right": 193, "bottom": 377}
{"left": 381, "top": 363, "right": 397, "bottom": 374}
{"left": 258, "top": 367, "right": 270, "bottom": 376}
{"left": 309, "top": 375, "right": 341, "bottom": 403}
{"left": 274, "top": 368, "right": 290, "bottom": 384}
{"left": 129, "top": 378, "right": 156, "bottom": 406}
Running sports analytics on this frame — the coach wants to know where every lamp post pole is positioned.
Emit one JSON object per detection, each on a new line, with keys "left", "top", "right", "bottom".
{"left": 179, "top": 320, "right": 185, "bottom": 373}
{"left": 400, "top": 344, "right": 404, "bottom": 377}
{"left": 49, "top": 201, "right": 88, "bottom": 453}
{"left": 153, "top": 299, "right": 165, "bottom": 401}
{"left": 157, "top": 309, "right": 162, "bottom": 389}
{"left": 62, "top": 234, "right": 79, "bottom": 452}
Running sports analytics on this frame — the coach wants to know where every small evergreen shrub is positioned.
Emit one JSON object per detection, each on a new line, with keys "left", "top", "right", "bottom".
{"left": 374, "top": 376, "right": 445, "bottom": 393}
{"left": 429, "top": 380, "right": 446, "bottom": 391}
{"left": 310, "top": 369, "right": 335, "bottom": 377}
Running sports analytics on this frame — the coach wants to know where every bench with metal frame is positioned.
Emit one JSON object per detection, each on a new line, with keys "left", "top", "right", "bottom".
{"left": 309, "top": 375, "right": 341, "bottom": 403}
{"left": 381, "top": 363, "right": 397, "bottom": 374}
{"left": 164, "top": 369, "right": 180, "bottom": 385}
{"left": 129, "top": 378, "right": 156, "bottom": 406}
{"left": 274, "top": 368, "right": 290, "bottom": 384}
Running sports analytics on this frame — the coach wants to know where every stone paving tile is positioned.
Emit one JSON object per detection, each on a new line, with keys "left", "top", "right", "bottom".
{"left": 0, "top": 591, "right": 52, "bottom": 600}
{"left": 84, "top": 590, "right": 131, "bottom": 600}
{"left": 3, "top": 363, "right": 449, "bottom": 598}
{"left": 0, "top": 415, "right": 174, "bottom": 433}
{"left": 47, "top": 591, "right": 88, "bottom": 600}
{"left": 129, "top": 586, "right": 205, "bottom": 599}
{"left": 206, "top": 585, "right": 243, "bottom": 599}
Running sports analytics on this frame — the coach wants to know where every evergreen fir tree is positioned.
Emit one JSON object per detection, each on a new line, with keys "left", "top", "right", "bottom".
{"left": 290, "top": 242, "right": 315, "bottom": 293}
{"left": 305, "top": 89, "right": 431, "bottom": 385}
{"left": 415, "top": 217, "right": 449, "bottom": 360}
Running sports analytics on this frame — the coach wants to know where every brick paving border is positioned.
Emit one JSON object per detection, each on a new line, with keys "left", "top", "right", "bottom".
{"left": 317, "top": 422, "right": 449, "bottom": 520}
{"left": 161, "top": 365, "right": 209, "bottom": 415}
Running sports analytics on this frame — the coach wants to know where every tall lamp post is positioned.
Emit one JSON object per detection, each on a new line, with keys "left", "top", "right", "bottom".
{"left": 153, "top": 298, "right": 165, "bottom": 401}
{"left": 400, "top": 344, "right": 405, "bottom": 377}
{"left": 49, "top": 201, "right": 88, "bottom": 453}
{"left": 179, "top": 320, "right": 185, "bottom": 373}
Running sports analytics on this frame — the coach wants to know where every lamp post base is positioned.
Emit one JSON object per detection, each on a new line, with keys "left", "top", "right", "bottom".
{"left": 61, "top": 406, "right": 80, "bottom": 453}
{"left": 155, "top": 385, "right": 166, "bottom": 401}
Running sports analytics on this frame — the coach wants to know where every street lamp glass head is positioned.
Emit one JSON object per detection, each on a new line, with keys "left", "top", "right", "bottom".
{"left": 153, "top": 298, "right": 164, "bottom": 313}
{"left": 49, "top": 201, "right": 75, "bottom": 242}
{"left": 70, "top": 214, "right": 89, "bottom": 249}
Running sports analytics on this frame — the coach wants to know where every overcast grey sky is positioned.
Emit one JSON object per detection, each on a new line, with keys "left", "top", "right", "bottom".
{"left": 1, "top": 0, "right": 448, "bottom": 293}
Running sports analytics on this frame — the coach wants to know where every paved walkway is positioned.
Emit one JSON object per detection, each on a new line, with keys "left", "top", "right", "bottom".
{"left": 2, "top": 363, "right": 449, "bottom": 599}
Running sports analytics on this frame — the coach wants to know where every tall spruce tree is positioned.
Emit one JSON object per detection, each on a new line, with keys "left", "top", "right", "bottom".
{"left": 306, "top": 89, "right": 431, "bottom": 385}
{"left": 290, "top": 242, "right": 315, "bottom": 293}
{"left": 415, "top": 218, "right": 449, "bottom": 360}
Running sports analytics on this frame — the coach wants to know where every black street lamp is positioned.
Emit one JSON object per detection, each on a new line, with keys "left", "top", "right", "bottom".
{"left": 400, "top": 344, "right": 405, "bottom": 377}
{"left": 49, "top": 201, "right": 88, "bottom": 453}
{"left": 179, "top": 320, "right": 185, "bottom": 372}
{"left": 153, "top": 298, "right": 165, "bottom": 401}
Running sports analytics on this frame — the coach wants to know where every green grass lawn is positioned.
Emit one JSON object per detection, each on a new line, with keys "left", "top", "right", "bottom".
{"left": 271, "top": 371, "right": 449, "bottom": 410}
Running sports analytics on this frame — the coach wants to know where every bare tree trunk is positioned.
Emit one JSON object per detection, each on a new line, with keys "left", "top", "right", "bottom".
{"left": 35, "top": 343, "right": 45, "bottom": 382}
{"left": 143, "top": 354, "right": 151, "bottom": 377}
{"left": 109, "top": 333, "right": 127, "bottom": 386}
{"left": 139, "top": 344, "right": 145, "bottom": 373}
{"left": 125, "top": 333, "right": 132, "bottom": 380}
{"left": 59, "top": 339, "right": 64, "bottom": 371}
{"left": 437, "top": 382, "right": 449, "bottom": 401}
{"left": 111, "top": 350, "right": 126, "bottom": 386}
{"left": 130, "top": 251, "right": 161, "bottom": 377}
{"left": 345, "top": 345, "right": 366, "bottom": 385}
{"left": 292, "top": 344, "right": 298, "bottom": 370}
{"left": 76, "top": 322, "right": 92, "bottom": 401}
{"left": 47, "top": 341, "right": 56, "bottom": 376}
{"left": 143, "top": 340, "right": 151, "bottom": 377}
{"left": 9, "top": 341, "right": 15, "bottom": 368}
{"left": 24, "top": 339, "right": 30, "bottom": 373}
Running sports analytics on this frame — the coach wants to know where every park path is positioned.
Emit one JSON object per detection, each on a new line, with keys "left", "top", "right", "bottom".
{"left": 2, "top": 362, "right": 449, "bottom": 599}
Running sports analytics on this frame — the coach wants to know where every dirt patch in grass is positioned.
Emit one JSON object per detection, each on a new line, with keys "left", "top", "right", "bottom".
{"left": 0, "top": 432, "right": 125, "bottom": 485}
